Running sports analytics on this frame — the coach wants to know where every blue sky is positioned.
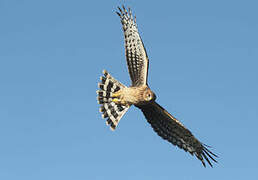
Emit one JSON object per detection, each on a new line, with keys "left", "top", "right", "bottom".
{"left": 0, "top": 0, "right": 257, "bottom": 179}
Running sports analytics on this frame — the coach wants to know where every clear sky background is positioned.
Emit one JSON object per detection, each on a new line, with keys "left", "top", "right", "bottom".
{"left": 0, "top": 0, "right": 257, "bottom": 179}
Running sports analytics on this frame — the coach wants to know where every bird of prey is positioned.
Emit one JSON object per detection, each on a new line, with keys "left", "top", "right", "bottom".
{"left": 97, "top": 6, "right": 217, "bottom": 167}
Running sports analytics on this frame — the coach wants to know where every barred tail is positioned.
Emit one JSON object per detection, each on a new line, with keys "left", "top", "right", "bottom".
{"left": 97, "top": 70, "right": 130, "bottom": 130}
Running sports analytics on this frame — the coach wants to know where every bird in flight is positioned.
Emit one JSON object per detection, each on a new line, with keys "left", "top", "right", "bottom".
{"left": 97, "top": 6, "right": 217, "bottom": 167}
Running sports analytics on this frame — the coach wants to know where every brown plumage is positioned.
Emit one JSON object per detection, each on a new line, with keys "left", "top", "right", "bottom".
{"left": 97, "top": 5, "right": 217, "bottom": 167}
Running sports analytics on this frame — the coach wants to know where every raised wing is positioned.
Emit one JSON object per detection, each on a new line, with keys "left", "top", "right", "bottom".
{"left": 137, "top": 102, "right": 217, "bottom": 167}
{"left": 116, "top": 6, "right": 149, "bottom": 86}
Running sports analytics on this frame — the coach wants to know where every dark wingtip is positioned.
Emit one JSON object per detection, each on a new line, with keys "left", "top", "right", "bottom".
{"left": 200, "top": 144, "right": 218, "bottom": 167}
{"left": 204, "top": 148, "right": 218, "bottom": 163}
{"left": 201, "top": 159, "right": 206, "bottom": 168}
{"left": 202, "top": 152, "right": 213, "bottom": 167}
{"left": 204, "top": 145, "right": 218, "bottom": 158}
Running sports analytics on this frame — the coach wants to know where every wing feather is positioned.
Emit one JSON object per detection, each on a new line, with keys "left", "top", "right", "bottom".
{"left": 137, "top": 102, "right": 217, "bottom": 167}
{"left": 116, "top": 6, "right": 149, "bottom": 86}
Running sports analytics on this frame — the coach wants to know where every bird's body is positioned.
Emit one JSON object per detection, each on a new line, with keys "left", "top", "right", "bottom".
{"left": 97, "top": 6, "right": 217, "bottom": 167}
{"left": 112, "top": 85, "right": 155, "bottom": 106}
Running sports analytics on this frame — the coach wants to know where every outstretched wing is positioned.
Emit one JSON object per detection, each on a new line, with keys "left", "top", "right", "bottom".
{"left": 137, "top": 102, "right": 217, "bottom": 167}
{"left": 116, "top": 6, "right": 149, "bottom": 87}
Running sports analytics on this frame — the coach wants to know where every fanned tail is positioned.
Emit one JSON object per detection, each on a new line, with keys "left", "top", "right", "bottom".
{"left": 97, "top": 70, "right": 130, "bottom": 130}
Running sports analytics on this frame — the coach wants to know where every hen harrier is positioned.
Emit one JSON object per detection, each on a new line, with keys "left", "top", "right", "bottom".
{"left": 97, "top": 6, "right": 217, "bottom": 167}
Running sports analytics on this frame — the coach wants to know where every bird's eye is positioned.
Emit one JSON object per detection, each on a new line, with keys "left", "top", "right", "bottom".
{"left": 144, "top": 91, "right": 153, "bottom": 101}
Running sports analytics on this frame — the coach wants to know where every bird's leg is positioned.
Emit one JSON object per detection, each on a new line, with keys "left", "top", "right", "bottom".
{"left": 111, "top": 91, "right": 122, "bottom": 98}
{"left": 112, "top": 98, "right": 121, "bottom": 103}
{"left": 111, "top": 90, "right": 122, "bottom": 103}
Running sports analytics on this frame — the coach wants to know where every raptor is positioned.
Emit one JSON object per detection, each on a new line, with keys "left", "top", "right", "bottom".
{"left": 97, "top": 6, "right": 217, "bottom": 167}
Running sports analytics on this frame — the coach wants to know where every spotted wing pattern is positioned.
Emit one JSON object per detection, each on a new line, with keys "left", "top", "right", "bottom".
{"left": 137, "top": 102, "right": 217, "bottom": 167}
{"left": 116, "top": 6, "right": 149, "bottom": 86}
{"left": 97, "top": 70, "right": 130, "bottom": 130}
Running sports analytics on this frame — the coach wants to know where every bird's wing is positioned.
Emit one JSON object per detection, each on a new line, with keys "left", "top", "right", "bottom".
{"left": 116, "top": 6, "right": 149, "bottom": 87}
{"left": 137, "top": 101, "right": 217, "bottom": 167}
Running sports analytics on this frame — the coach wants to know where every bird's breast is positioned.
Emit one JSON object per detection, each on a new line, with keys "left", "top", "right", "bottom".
{"left": 121, "top": 87, "right": 145, "bottom": 105}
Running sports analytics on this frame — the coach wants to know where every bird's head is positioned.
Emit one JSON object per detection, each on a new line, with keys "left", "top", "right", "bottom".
{"left": 143, "top": 89, "right": 156, "bottom": 102}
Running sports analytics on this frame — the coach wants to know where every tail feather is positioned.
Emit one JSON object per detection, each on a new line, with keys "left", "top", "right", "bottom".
{"left": 97, "top": 70, "right": 130, "bottom": 130}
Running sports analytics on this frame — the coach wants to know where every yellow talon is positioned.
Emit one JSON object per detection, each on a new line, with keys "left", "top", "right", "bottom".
{"left": 112, "top": 98, "right": 120, "bottom": 103}
{"left": 111, "top": 91, "right": 122, "bottom": 98}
